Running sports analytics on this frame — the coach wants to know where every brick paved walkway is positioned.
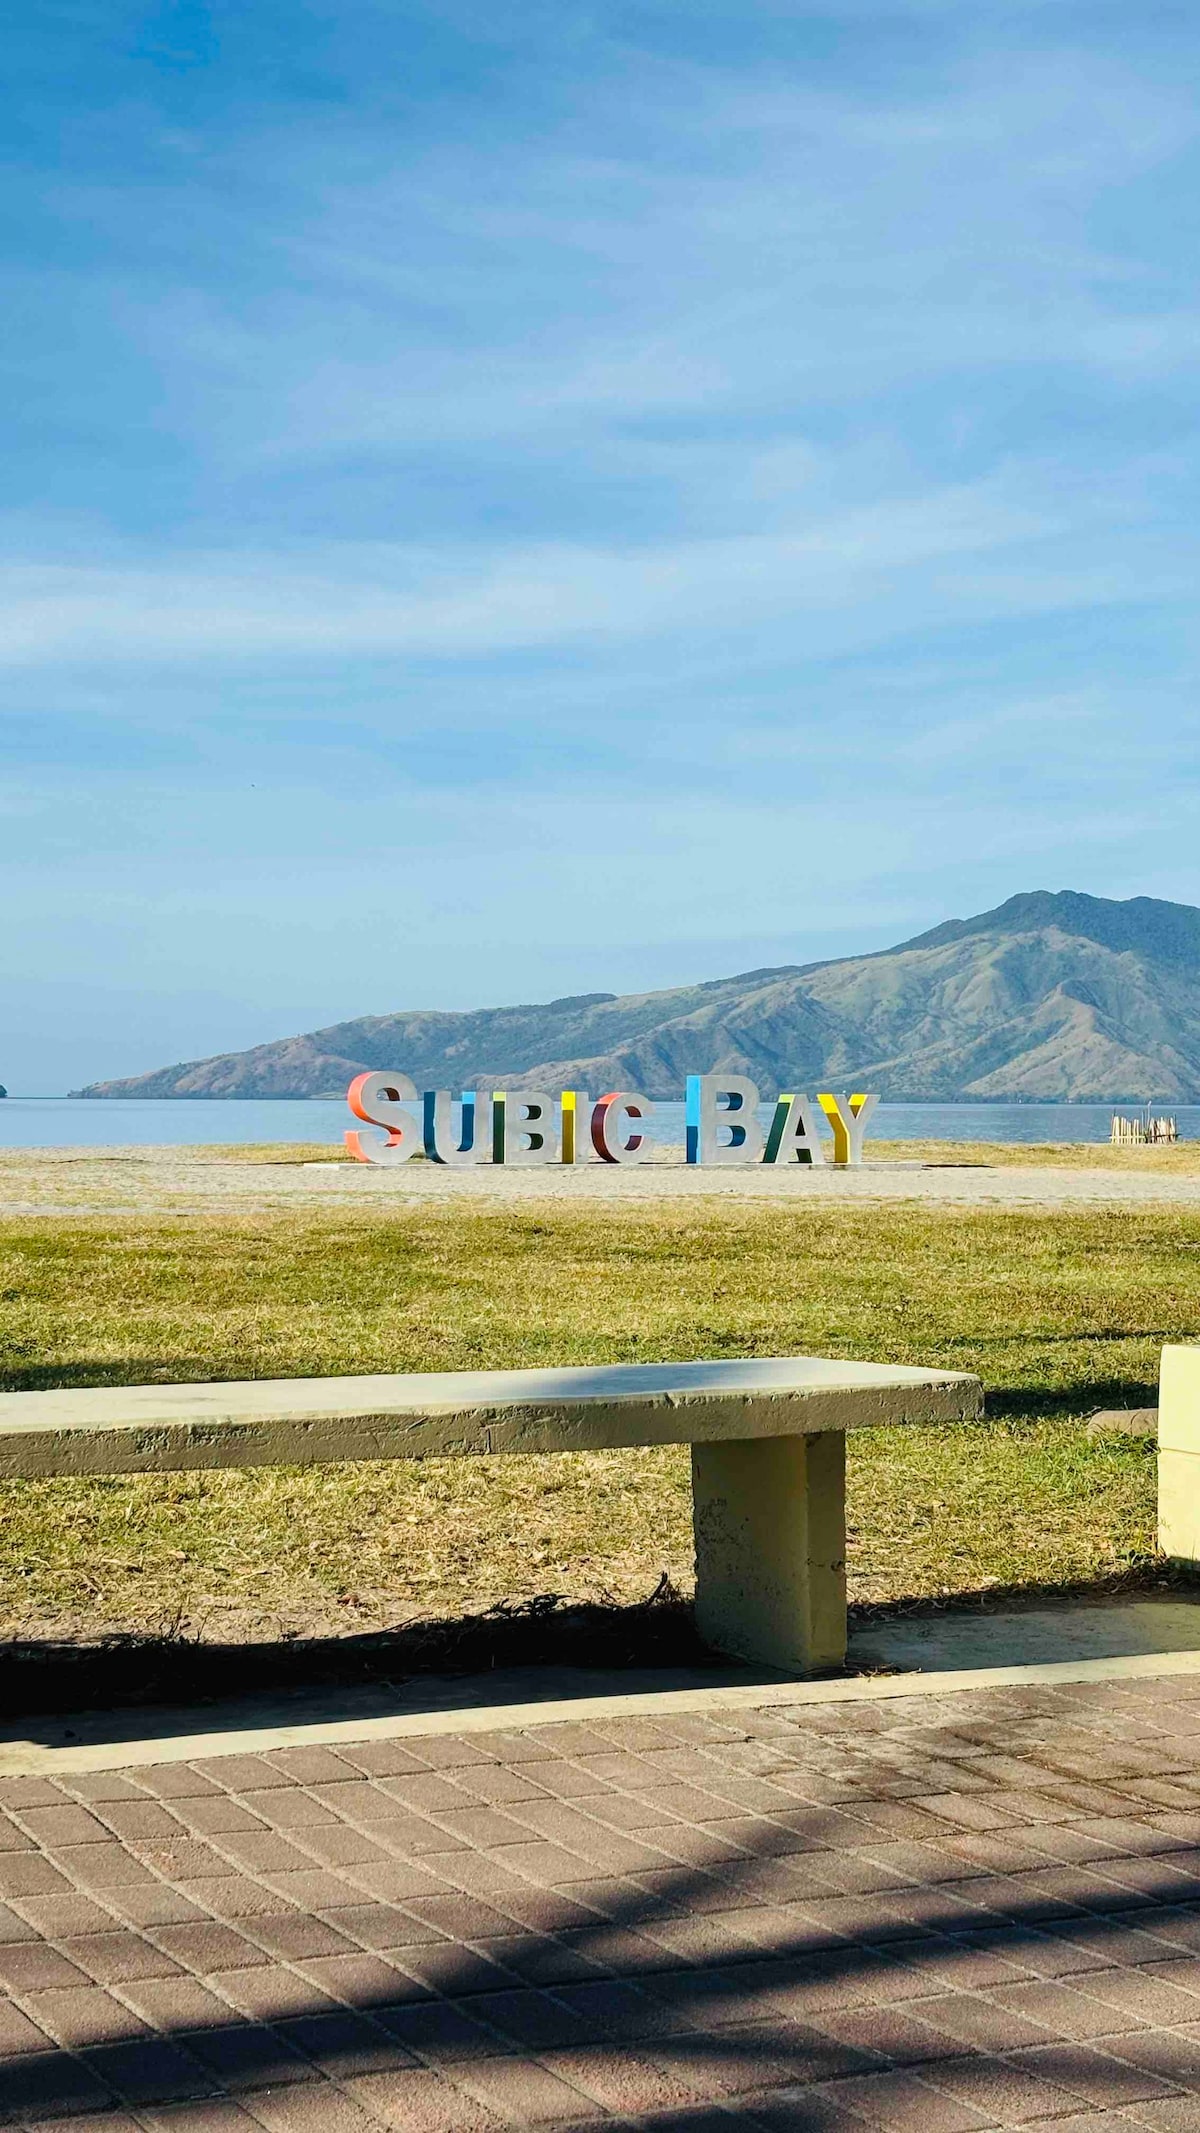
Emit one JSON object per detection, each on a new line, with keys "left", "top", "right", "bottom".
{"left": 4, "top": 1678, "right": 1200, "bottom": 2129}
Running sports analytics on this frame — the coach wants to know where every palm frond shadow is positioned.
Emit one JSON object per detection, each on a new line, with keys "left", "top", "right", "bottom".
{"left": 6, "top": 1700, "right": 1200, "bottom": 2123}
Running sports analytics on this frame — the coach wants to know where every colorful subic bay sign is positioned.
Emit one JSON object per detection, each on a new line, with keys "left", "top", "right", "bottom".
{"left": 345, "top": 1073, "right": 878, "bottom": 1168}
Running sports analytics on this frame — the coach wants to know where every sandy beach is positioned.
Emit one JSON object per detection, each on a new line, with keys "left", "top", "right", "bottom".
{"left": 4, "top": 1143, "right": 1200, "bottom": 1215}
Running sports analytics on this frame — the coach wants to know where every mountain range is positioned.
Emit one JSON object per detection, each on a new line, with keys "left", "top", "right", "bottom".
{"left": 74, "top": 890, "right": 1200, "bottom": 1103}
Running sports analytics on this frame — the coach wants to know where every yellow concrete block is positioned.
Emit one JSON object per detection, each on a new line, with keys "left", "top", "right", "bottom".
{"left": 1158, "top": 1345, "right": 1200, "bottom": 1452}
{"left": 1158, "top": 1345, "right": 1200, "bottom": 1562}
{"left": 691, "top": 1430, "right": 847, "bottom": 1673}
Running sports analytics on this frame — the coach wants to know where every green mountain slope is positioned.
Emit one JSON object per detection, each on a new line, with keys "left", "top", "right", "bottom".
{"left": 74, "top": 891, "right": 1200, "bottom": 1101}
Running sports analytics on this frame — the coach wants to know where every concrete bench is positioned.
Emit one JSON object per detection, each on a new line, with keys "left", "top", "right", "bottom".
{"left": 0, "top": 1356, "right": 981, "bottom": 1674}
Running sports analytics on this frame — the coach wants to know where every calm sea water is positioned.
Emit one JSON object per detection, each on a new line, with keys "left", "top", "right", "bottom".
{"left": 0, "top": 1097, "right": 1194, "bottom": 1152}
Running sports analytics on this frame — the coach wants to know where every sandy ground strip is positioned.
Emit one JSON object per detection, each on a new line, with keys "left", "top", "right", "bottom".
{"left": 5, "top": 1144, "right": 1200, "bottom": 1214}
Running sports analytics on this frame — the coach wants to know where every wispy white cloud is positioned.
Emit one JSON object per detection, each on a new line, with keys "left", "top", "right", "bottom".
{"left": 3, "top": 1, "right": 1200, "bottom": 1086}
{"left": 0, "top": 451, "right": 1182, "bottom": 669}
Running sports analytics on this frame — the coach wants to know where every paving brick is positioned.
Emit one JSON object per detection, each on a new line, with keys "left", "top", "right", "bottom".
{"left": 190, "top": 1759, "right": 291, "bottom": 1793}
{"left": 1139, "top": 1955, "right": 1200, "bottom": 2000}
{"left": 172, "top": 1798, "right": 272, "bottom": 1836}
{"left": 482, "top": 1889, "right": 602, "bottom": 1933}
{"left": 153, "top": 1921, "right": 274, "bottom": 1972}
{"left": 0, "top": 1896, "right": 39, "bottom": 1940}
{"left": 334, "top": 1742, "right": 436, "bottom": 1778}
{"left": 262, "top": 1748, "right": 361, "bottom": 1784}
{"left": 3, "top": 1944, "right": 97, "bottom": 2011}
{"left": 539, "top": 2043, "right": 708, "bottom": 2115}
{"left": 1074, "top": 1965, "right": 1200, "bottom": 2026}
{"left": 425, "top": 1806, "right": 533, "bottom": 1849}
{"left": 399, "top": 1893, "right": 517, "bottom": 1942}
{"left": 1130, "top": 2102, "right": 1200, "bottom": 2130}
{"left": 61, "top": 1929, "right": 184, "bottom": 1984}
{"left": 63, "top": 1773, "right": 145, "bottom": 1804}
{"left": 238, "top": 1788, "right": 340, "bottom": 1829}
{"left": 924, "top": 2051, "right": 1095, "bottom": 2123}
{"left": 81, "top": 2036, "right": 215, "bottom": 2105}
{"left": 1008, "top": 2038, "right": 1180, "bottom": 2106}
{"left": 372, "top": 1998, "right": 504, "bottom": 2062}
{"left": 453, "top": 1766, "right": 551, "bottom": 1807}
{"left": 645, "top": 2021, "right": 862, "bottom": 2098}
{"left": 93, "top": 1801, "right": 187, "bottom": 1842}
{"left": 320, "top": 1900, "right": 445, "bottom": 1951}
{"left": 215, "top": 1964, "right": 342, "bottom": 2022}
{"left": 248, "top": 1869, "right": 354, "bottom": 1910}
{"left": 377, "top": 1942, "right": 522, "bottom": 1997}
{"left": 238, "top": 1911, "right": 353, "bottom": 1961}
{"left": 345, "top": 1859, "right": 451, "bottom": 1901}
{"left": 0, "top": 2054, "right": 123, "bottom": 2119}
{"left": 239, "top": 2087, "right": 381, "bottom": 2133}
{"left": 885, "top": 1989, "right": 1055, "bottom": 2056}
{"left": 1140, "top": 1906, "right": 1200, "bottom": 1954}
{"left": 477, "top": 1935, "right": 608, "bottom": 1987}
{"left": 24, "top": 1984, "right": 155, "bottom": 2048}
{"left": 0, "top": 1779, "right": 66, "bottom": 1808}
{"left": 273, "top": 2008, "right": 411, "bottom": 2076}
{"left": 811, "top": 2004, "right": 965, "bottom": 2066}
{"left": 181, "top": 2024, "right": 321, "bottom": 2092}
{"left": 828, "top": 2068, "right": 998, "bottom": 2128}
{"left": 301, "top": 1949, "right": 427, "bottom": 2002}
{"left": 1053, "top": 1918, "right": 1188, "bottom": 1967}
{"left": 345, "top": 2064, "right": 505, "bottom": 2130}
{"left": 987, "top": 1976, "right": 1142, "bottom": 2039}
{"left": 132, "top": 1767, "right": 224, "bottom": 1799}
{"left": 451, "top": 2053, "right": 604, "bottom": 2122}
{"left": 18, "top": 2114, "right": 146, "bottom": 2133}
{"left": 642, "top": 1914, "right": 778, "bottom": 1966}
{"left": 1095, "top": 2025, "right": 1200, "bottom": 2087}
{"left": 128, "top": 1839, "right": 231, "bottom": 1881}
{"left": 521, "top": 1761, "right": 610, "bottom": 1800}
{"left": 102, "top": 1883, "right": 209, "bottom": 1928}
{"left": 398, "top": 1736, "right": 494, "bottom": 1772}
{"left": 177, "top": 1875, "right": 306, "bottom": 1923}
{"left": 747, "top": 2089, "right": 897, "bottom": 2131}
{"left": 137, "top": 2100, "right": 295, "bottom": 2131}
{"left": 120, "top": 1976, "right": 240, "bottom": 2031}
{"left": 0, "top": 1852, "right": 71, "bottom": 1898}
{"left": 210, "top": 1833, "right": 314, "bottom": 1876}
{"left": 287, "top": 1822, "right": 392, "bottom": 1868}
{"left": 466, "top": 1986, "right": 601, "bottom": 2050}
{"left": 371, "top": 1775, "right": 472, "bottom": 1816}
{"left": 0, "top": 1996, "right": 54, "bottom": 2054}
{"left": 50, "top": 1843, "right": 158, "bottom": 1889}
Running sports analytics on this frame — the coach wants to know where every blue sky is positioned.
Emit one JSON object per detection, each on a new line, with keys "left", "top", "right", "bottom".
{"left": 3, "top": 1, "right": 1199, "bottom": 1092}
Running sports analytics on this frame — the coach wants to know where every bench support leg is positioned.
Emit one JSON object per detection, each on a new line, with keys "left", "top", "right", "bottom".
{"left": 691, "top": 1431, "right": 846, "bottom": 1673}
{"left": 1160, "top": 1345, "right": 1200, "bottom": 1564}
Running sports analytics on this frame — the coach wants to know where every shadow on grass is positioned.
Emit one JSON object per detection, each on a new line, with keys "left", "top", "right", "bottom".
{"left": 0, "top": 1582, "right": 720, "bottom": 1719}
{"left": 6, "top": 1703, "right": 1200, "bottom": 2126}
{"left": 851, "top": 1561, "right": 1200, "bottom": 1624}
{"left": 3, "top": 1562, "right": 1199, "bottom": 1723}
{"left": 983, "top": 1380, "right": 1160, "bottom": 1420}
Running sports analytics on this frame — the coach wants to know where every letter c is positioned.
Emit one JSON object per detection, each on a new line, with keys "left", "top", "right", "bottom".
{"left": 592, "top": 1091, "right": 653, "bottom": 1163}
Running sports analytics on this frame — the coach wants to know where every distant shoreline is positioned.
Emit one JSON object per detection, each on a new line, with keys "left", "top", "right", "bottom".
{"left": 59, "top": 1091, "right": 1200, "bottom": 1106}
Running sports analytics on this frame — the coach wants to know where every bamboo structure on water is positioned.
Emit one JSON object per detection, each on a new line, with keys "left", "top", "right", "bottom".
{"left": 1111, "top": 1110, "right": 1179, "bottom": 1145}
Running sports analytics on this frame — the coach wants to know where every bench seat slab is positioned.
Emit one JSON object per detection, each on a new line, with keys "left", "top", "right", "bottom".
{"left": 0, "top": 1357, "right": 979, "bottom": 1479}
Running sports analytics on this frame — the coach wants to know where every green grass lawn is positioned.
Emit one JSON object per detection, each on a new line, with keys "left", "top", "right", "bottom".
{"left": 0, "top": 1196, "right": 1194, "bottom": 1640}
